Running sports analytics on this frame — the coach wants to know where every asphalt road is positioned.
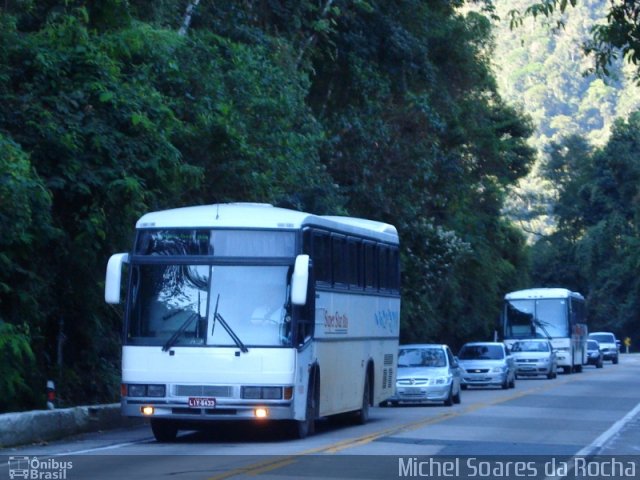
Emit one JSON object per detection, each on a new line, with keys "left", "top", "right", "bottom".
{"left": 2, "top": 354, "right": 639, "bottom": 480}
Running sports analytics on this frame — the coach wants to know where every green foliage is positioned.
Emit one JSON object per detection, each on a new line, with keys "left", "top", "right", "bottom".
{"left": 533, "top": 110, "right": 640, "bottom": 340}
{"left": 507, "top": 0, "right": 640, "bottom": 81}
{"left": 494, "top": 0, "right": 640, "bottom": 241}
{"left": 0, "top": 322, "right": 39, "bottom": 411}
{"left": 295, "top": 0, "right": 535, "bottom": 348}
{"left": 0, "top": 1, "right": 537, "bottom": 410}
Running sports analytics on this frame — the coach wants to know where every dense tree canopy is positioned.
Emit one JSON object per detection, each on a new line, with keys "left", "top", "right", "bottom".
{"left": 12, "top": 0, "right": 640, "bottom": 412}
{"left": 532, "top": 112, "right": 640, "bottom": 339}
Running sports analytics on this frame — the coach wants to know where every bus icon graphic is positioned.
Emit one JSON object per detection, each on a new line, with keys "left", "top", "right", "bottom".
{"left": 8, "top": 456, "right": 30, "bottom": 479}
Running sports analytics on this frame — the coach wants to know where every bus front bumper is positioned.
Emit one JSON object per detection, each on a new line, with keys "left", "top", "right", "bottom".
{"left": 122, "top": 399, "right": 294, "bottom": 422}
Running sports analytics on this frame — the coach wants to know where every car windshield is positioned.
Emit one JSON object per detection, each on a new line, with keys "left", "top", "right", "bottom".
{"left": 458, "top": 344, "right": 504, "bottom": 360}
{"left": 590, "top": 334, "right": 614, "bottom": 343}
{"left": 587, "top": 340, "right": 599, "bottom": 350}
{"left": 512, "top": 341, "right": 549, "bottom": 352}
{"left": 398, "top": 348, "right": 447, "bottom": 367}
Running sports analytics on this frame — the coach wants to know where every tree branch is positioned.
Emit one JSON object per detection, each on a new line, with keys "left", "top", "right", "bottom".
{"left": 296, "top": 0, "right": 334, "bottom": 67}
{"left": 179, "top": 0, "right": 201, "bottom": 36}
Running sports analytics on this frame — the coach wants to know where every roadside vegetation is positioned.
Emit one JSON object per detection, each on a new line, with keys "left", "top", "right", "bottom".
{"left": 0, "top": 1, "right": 637, "bottom": 412}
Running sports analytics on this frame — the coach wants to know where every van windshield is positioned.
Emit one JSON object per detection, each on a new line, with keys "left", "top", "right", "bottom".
{"left": 589, "top": 333, "right": 615, "bottom": 344}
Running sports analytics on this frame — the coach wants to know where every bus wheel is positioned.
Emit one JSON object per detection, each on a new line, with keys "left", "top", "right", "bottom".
{"left": 294, "top": 378, "right": 317, "bottom": 439}
{"left": 354, "top": 373, "right": 370, "bottom": 425}
{"left": 150, "top": 419, "right": 178, "bottom": 442}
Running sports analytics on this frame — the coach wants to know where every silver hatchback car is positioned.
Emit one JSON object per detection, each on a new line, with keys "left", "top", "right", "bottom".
{"left": 458, "top": 342, "right": 516, "bottom": 390}
{"left": 388, "top": 344, "right": 462, "bottom": 406}
{"left": 511, "top": 339, "right": 558, "bottom": 379}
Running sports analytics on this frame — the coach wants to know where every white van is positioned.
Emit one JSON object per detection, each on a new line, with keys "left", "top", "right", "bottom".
{"left": 588, "top": 332, "right": 619, "bottom": 364}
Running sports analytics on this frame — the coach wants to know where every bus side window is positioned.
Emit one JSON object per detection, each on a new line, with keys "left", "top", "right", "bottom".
{"left": 364, "top": 242, "right": 377, "bottom": 291}
{"left": 294, "top": 264, "right": 315, "bottom": 346}
{"left": 311, "top": 231, "right": 331, "bottom": 285}
{"left": 347, "top": 237, "right": 363, "bottom": 289}
{"left": 378, "top": 245, "right": 390, "bottom": 291}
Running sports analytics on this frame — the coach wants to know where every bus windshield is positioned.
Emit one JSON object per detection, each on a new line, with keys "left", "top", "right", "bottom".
{"left": 127, "top": 264, "right": 292, "bottom": 348}
{"left": 505, "top": 298, "right": 569, "bottom": 339}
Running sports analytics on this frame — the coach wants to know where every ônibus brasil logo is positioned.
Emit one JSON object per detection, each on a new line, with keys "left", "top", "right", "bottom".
{"left": 8, "top": 457, "right": 72, "bottom": 479}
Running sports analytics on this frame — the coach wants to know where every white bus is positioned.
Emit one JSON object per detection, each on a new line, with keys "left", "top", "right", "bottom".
{"left": 105, "top": 203, "right": 400, "bottom": 441}
{"left": 502, "top": 288, "right": 587, "bottom": 373}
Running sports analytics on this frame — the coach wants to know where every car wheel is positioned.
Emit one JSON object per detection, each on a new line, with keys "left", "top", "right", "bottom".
{"left": 613, "top": 355, "right": 619, "bottom": 365}
{"left": 509, "top": 375, "right": 516, "bottom": 389}
{"left": 597, "top": 358, "right": 603, "bottom": 368}
{"left": 501, "top": 377, "right": 509, "bottom": 390}
{"left": 444, "top": 386, "right": 454, "bottom": 406}
{"left": 453, "top": 387, "right": 461, "bottom": 404}
{"left": 461, "top": 384, "right": 468, "bottom": 390}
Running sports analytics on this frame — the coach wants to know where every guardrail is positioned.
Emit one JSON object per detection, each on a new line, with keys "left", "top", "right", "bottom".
{"left": 0, "top": 404, "right": 141, "bottom": 448}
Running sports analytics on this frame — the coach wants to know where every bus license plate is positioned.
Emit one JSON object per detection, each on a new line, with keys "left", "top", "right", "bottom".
{"left": 188, "top": 397, "right": 216, "bottom": 408}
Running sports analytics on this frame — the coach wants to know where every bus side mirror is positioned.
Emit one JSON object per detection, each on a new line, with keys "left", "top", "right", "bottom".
{"left": 105, "top": 253, "right": 129, "bottom": 304}
{"left": 291, "top": 254, "right": 309, "bottom": 306}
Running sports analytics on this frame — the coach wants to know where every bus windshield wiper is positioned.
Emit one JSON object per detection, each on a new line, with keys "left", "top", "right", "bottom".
{"left": 210, "top": 294, "right": 248, "bottom": 353}
{"left": 533, "top": 318, "right": 553, "bottom": 340}
{"left": 162, "top": 312, "right": 199, "bottom": 352}
{"left": 215, "top": 312, "right": 248, "bottom": 353}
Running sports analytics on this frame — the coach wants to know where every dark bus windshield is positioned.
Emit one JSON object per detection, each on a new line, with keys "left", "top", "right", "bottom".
{"left": 504, "top": 298, "right": 570, "bottom": 339}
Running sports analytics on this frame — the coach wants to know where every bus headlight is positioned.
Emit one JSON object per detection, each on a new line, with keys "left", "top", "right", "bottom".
{"left": 126, "top": 384, "right": 166, "bottom": 397}
{"left": 147, "top": 385, "right": 166, "bottom": 397}
{"left": 241, "top": 386, "right": 287, "bottom": 400}
{"left": 128, "top": 384, "right": 147, "bottom": 397}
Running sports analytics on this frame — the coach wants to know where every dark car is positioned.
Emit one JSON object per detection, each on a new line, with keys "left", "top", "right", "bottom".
{"left": 586, "top": 339, "right": 604, "bottom": 368}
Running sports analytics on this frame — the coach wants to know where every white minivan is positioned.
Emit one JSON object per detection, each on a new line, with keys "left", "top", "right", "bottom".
{"left": 588, "top": 332, "right": 619, "bottom": 364}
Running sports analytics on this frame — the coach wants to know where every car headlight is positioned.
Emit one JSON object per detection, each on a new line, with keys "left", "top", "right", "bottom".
{"left": 491, "top": 366, "right": 507, "bottom": 373}
{"left": 430, "top": 376, "right": 451, "bottom": 386}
